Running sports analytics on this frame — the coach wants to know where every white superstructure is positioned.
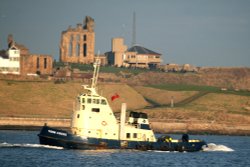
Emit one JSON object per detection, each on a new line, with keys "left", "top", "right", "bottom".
{"left": 70, "top": 59, "right": 156, "bottom": 142}
{"left": 0, "top": 44, "right": 20, "bottom": 75}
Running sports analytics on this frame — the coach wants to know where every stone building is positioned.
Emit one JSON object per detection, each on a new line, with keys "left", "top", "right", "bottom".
{"left": 105, "top": 37, "right": 162, "bottom": 69}
{"left": 60, "top": 16, "right": 95, "bottom": 64}
{"left": 20, "top": 54, "right": 53, "bottom": 75}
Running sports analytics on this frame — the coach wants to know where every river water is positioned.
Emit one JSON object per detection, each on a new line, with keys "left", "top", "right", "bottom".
{"left": 0, "top": 130, "right": 250, "bottom": 167}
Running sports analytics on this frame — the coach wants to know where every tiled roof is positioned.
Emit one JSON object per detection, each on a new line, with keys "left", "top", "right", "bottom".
{"left": 127, "top": 45, "right": 161, "bottom": 55}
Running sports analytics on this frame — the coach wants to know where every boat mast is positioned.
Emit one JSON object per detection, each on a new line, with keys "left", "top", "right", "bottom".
{"left": 91, "top": 58, "right": 100, "bottom": 89}
{"left": 82, "top": 58, "right": 100, "bottom": 96}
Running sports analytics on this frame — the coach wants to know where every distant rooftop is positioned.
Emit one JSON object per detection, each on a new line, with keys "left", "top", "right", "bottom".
{"left": 127, "top": 45, "right": 161, "bottom": 55}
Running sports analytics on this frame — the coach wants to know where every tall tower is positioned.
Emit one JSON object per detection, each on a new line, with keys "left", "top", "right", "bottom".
{"left": 112, "top": 38, "right": 127, "bottom": 67}
{"left": 132, "top": 12, "right": 136, "bottom": 47}
{"left": 60, "top": 16, "right": 95, "bottom": 64}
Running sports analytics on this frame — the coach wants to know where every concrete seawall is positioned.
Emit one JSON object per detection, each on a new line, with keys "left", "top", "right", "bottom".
{"left": 150, "top": 121, "right": 250, "bottom": 136}
{"left": 1, "top": 117, "right": 250, "bottom": 135}
{"left": 0, "top": 117, "right": 70, "bottom": 129}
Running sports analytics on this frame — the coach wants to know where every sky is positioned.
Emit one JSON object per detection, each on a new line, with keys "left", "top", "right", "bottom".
{"left": 0, "top": 0, "right": 250, "bottom": 67}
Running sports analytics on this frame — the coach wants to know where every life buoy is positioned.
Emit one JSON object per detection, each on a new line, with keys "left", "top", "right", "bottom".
{"left": 101, "top": 121, "right": 107, "bottom": 126}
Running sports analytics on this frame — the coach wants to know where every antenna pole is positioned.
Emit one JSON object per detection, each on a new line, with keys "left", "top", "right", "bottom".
{"left": 132, "top": 11, "right": 136, "bottom": 46}
{"left": 91, "top": 58, "right": 100, "bottom": 88}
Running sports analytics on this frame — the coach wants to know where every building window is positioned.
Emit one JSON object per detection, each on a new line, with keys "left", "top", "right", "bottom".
{"left": 77, "top": 34, "right": 80, "bottom": 41}
{"left": 126, "top": 133, "right": 131, "bottom": 139}
{"left": 14, "top": 57, "right": 19, "bottom": 61}
{"left": 83, "top": 43, "right": 87, "bottom": 57}
{"left": 82, "top": 98, "right": 85, "bottom": 103}
{"left": 133, "top": 133, "right": 137, "bottom": 138}
{"left": 87, "top": 98, "right": 91, "bottom": 103}
{"left": 68, "top": 35, "right": 73, "bottom": 56}
{"left": 76, "top": 44, "right": 80, "bottom": 57}
{"left": 44, "top": 58, "right": 47, "bottom": 69}
{"left": 37, "top": 57, "right": 40, "bottom": 69}
{"left": 77, "top": 114, "right": 80, "bottom": 118}
{"left": 83, "top": 35, "right": 87, "bottom": 41}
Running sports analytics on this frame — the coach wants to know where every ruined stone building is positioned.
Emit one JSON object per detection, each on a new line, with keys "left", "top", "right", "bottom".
{"left": 60, "top": 16, "right": 95, "bottom": 64}
{"left": 0, "top": 35, "right": 53, "bottom": 76}
{"left": 21, "top": 54, "right": 53, "bottom": 75}
{"left": 105, "top": 38, "right": 162, "bottom": 69}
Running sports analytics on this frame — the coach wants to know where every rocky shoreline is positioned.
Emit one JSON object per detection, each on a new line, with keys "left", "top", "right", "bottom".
{"left": 1, "top": 117, "right": 249, "bottom": 136}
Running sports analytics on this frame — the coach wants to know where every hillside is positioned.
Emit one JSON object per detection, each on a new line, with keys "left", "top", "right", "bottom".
{"left": 134, "top": 86, "right": 250, "bottom": 124}
{"left": 0, "top": 80, "right": 148, "bottom": 118}
{"left": 0, "top": 76, "right": 250, "bottom": 135}
{"left": 51, "top": 64, "right": 250, "bottom": 91}
{"left": 98, "top": 67, "right": 250, "bottom": 91}
{"left": 134, "top": 86, "right": 198, "bottom": 106}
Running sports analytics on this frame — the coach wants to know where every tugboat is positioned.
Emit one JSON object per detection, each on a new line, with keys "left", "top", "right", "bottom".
{"left": 38, "top": 59, "right": 206, "bottom": 152}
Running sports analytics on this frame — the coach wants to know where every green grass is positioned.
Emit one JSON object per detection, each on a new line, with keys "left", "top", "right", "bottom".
{"left": 221, "top": 90, "right": 250, "bottom": 97}
{"left": 147, "top": 83, "right": 220, "bottom": 92}
{"left": 53, "top": 62, "right": 161, "bottom": 75}
{"left": 146, "top": 83, "right": 250, "bottom": 96}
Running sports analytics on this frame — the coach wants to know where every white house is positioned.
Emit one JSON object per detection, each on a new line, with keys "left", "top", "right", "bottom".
{"left": 0, "top": 44, "right": 20, "bottom": 75}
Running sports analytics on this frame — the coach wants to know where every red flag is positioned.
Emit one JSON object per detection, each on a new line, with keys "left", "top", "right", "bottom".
{"left": 111, "top": 93, "right": 120, "bottom": 101}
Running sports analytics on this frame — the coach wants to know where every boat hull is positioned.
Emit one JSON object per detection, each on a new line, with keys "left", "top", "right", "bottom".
{"left": 38, "top": 126, "right": 206, "bottom": 152}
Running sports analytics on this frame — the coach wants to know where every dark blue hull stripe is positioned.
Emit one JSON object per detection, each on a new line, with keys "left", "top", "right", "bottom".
{"left": 38, "top": 126, "right": 206, "bottom": 152}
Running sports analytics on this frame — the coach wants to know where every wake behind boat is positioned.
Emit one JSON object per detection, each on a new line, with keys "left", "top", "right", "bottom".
{"left": 38, "top": 59, "right": 206, "bottom": 152}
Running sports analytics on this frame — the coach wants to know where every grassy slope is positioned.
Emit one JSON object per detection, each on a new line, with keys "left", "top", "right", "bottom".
{"left": 1, "top": 80, "right": 250, "bottom": 126}
{"left": 136, "top": 85, "right": 250, "bottom": 125}
{"left": 134, "top": 86, "right": 198, "bottom": 106}
{"left": 0, "top": 80, "right": 81, "bottom": 118}
{"left": 0, "top": 80, "right": 148, "bottom": 118}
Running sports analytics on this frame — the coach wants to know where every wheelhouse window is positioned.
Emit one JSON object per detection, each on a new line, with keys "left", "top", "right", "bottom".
{"left": 92, "top": 108, "right": 100, "bottom": 112}
{"left": 101, "top": 99, "right": 107, "bottom": 105}
{"left": 96, "top": 99, "right": 100, "bottom": 104}
{"left": 91, "top": 98, "right": 101, "bottom": 104}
